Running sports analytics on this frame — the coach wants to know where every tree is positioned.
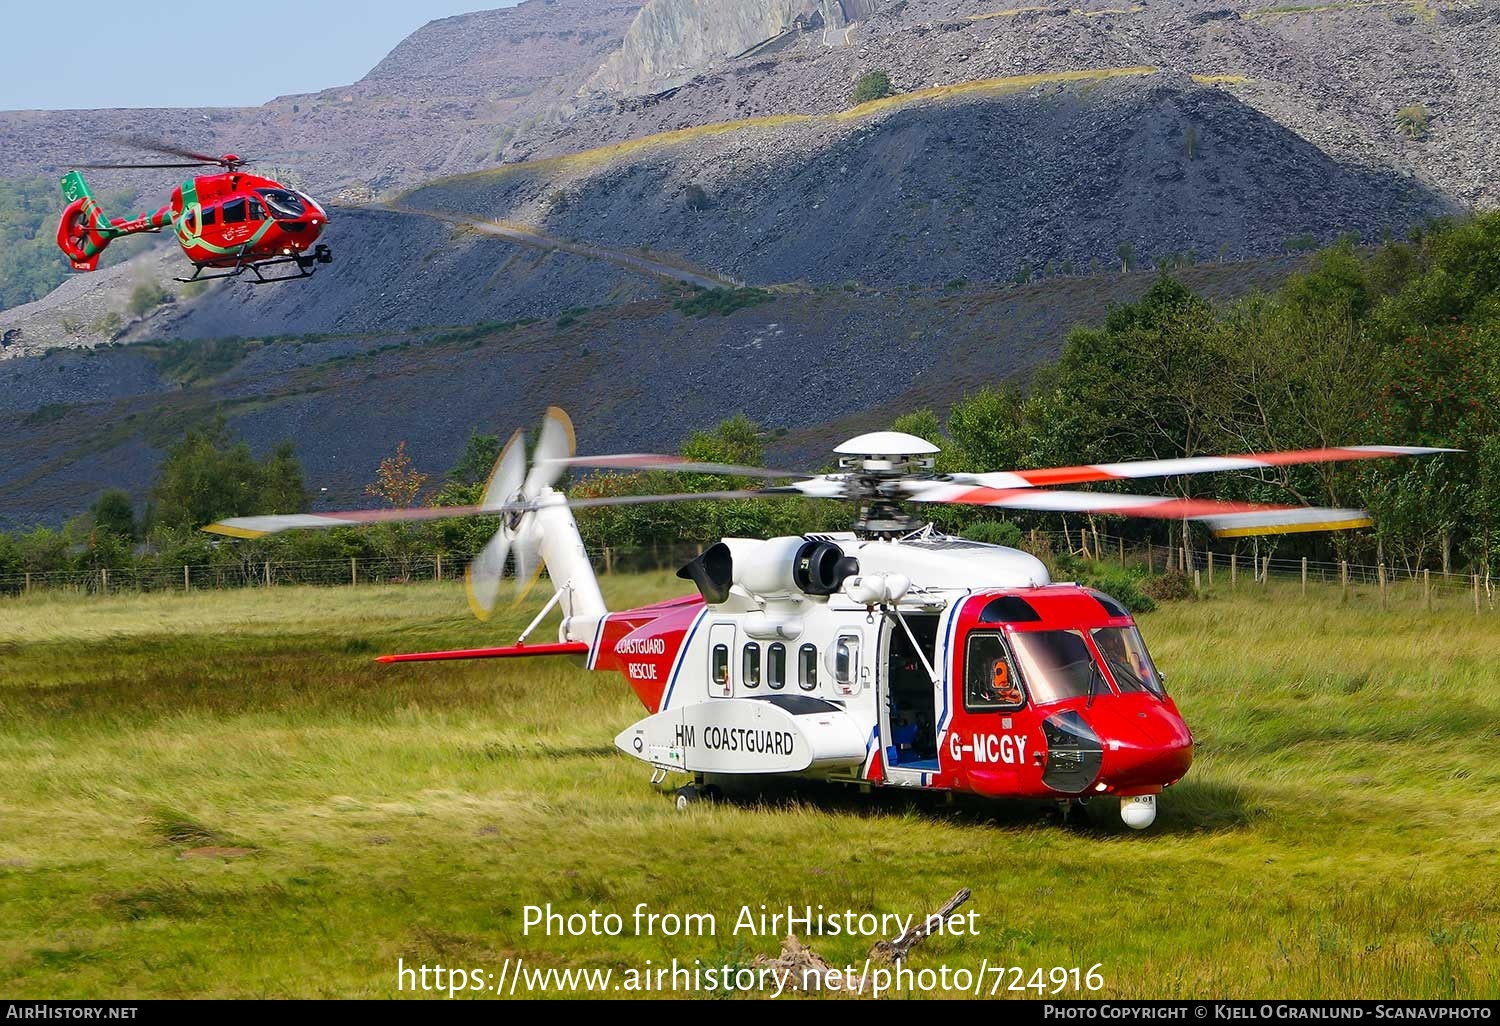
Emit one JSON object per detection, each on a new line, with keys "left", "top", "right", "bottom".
{"left": 90, "top": 490, "right": 136, "bottom": 540}
{"left": 1116, "top": 242, "right": 1135, "bottom": 274}
{"left": 148, "top": 420, "right": 308, "bottom": 530}
{"left": 257, "top": 442, "right": 309, "bottom": 514}
{"left": 150, "top": 420, "right": 265, "bottom": 530}
{"left": 449, "top": 432, "right": 503, "bottom": 487}
{"left": 851, "top": 70, "right": 893, "bottom": 105}
{"left": 365, "top": 441, "right": 428, "bottom": 508}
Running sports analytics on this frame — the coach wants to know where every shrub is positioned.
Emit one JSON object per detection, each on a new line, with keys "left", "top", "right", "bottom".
{"left": 672, "top": 287, "right": 774, "bottom": 318}
{"left": 127, "top": 281, "right": 172, "bottom": 317}
{"left": 1142, "top": 570, "right": 1193, "bottom": 602}
{"left": 1075, "top": 566, "right": 1157, "bottom": 614}
{"left": 960, "top": 520, "right": 1023, "bottom": 548}
{"left": 851, "top": 70, "right": 893, "bottom": 105}
{"left": 1395, "top": 104, "right": 1430, "bottom": 140}
{"left": 683, "top": 184, "right": 711, "bottom": 211}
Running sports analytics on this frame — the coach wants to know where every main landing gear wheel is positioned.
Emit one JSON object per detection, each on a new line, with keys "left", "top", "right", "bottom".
{"left": 674, "top": 785, "right": 700, "bottom": 810}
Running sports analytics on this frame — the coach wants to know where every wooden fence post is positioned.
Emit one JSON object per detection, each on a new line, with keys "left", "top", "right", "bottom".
{"left": 1119, "top": 536, "right": 1125, "bottom": 569}
{"left": 1194, "top": 568, "right": 1202, "bottom": 597}
{"left": 1424, "top": 568, "right": 1431, "bottom": 612}
{"left": 1475, "top": 574, "right": 1482, "bottom": 615}
{"left": 604, "top": 547, "right": 614, "bottom": 576}
{"left": 183, "top": 564, "right": 190, "bottom": 592}
{"left": 1261, "top": 556, "right": 1270, "bottom": 587}
{"left": 351, "top": 557, "right": 358, "bottom": 587}
{"left": 1340, "top": 560, "right": 1348, "bottom": 602}
{"left": 24, "top": 572, "right": 31, "bottom": 594}
{"left": 1301, "top": 557, "right": 1308, "bottom": 596}
{"left": 100, "top": 568, "right": 108, "bottom": 594}
{"left": 1378, "top": 563, "right": 1387, "bottom": 608}
{"left": 435, "top": 554, "right": 442, "bottom": 582}
{"left": 1207, "top": 551, "right": 1214, "bottom": 587}
{"left": 265, "top": 561, "right": 272, "bottom": 588}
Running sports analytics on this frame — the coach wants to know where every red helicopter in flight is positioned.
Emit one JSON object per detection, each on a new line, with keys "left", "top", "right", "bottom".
{"left": 205, "top": 410, "right": 1451, "bottom": 829}
{"left": 56, "top": 138, "right": 331, "bottom": 283}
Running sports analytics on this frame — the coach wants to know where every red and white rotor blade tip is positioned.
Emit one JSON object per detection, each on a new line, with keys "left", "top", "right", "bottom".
{"left": 954, "top": 445, "right": 1457, "bottom": 490}
{"left": 906, "top": 483, "right": 1372, "bottom": 536}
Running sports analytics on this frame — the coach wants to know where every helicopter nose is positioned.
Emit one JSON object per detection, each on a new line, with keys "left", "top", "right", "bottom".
{"left": 1098, "top": 707, "right": 1194, "bottom": 791}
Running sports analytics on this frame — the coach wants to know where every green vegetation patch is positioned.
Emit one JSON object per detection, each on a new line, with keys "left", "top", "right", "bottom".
{"left": 672, "top": 286, "right": 775, "bottom": 318}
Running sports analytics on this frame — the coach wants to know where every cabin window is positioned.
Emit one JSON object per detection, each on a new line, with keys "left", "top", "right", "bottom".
{"left": 711, "top": 644, "right": 729, "bottom": 689}
{"left": 767, "top": 643, "right": 786, "bottom": 690}
{"left": 964, "top": 631, "right": 1024, "bottom": 711}
{"left": 798, "top": 644, "right": 818, "bottom": 691}
{"left": 1091, "top": 627, "right": 1166, "bottom": 697}
{"left": 1009, "top": 629, "right": 1109, "bottom": 705}
{"left": 248, "top": 199, "right": 265, "bottom": 220}
{"left": 833, "top": 633, "right": 861, "bottom": 695}
{"left": 221, "top": 198, "right": 247, "bottom": 223}
{"left": 742, "top": 644, "right": 761, "bottom": 688}
{"left": 200, "top": 205, "right": 217, "bottom": 226}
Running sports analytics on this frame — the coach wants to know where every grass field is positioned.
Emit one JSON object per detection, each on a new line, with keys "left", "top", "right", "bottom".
{"left": 1, "top": 575, "right": 1496, "bottom": 999}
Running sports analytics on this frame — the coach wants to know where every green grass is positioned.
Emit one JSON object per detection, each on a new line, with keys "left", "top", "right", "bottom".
{"left": 0, "top": 576, "right": 1496, "bottom": 998}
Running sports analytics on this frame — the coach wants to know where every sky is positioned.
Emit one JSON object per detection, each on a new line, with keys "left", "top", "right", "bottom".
{"left": 0, "top": 1, "right": 515, "bottom": 111}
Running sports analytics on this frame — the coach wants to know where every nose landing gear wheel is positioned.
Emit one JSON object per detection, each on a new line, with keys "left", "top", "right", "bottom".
{"left": 674, "top": 785, "right": 700, "bottom": 810}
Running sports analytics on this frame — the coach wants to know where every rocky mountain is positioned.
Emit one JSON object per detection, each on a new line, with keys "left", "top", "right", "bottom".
{"left": 1, "top": 0, "right": 1496, "bottom": 524}
{"left": 0, "top": 0, "right": 644, "bottom": 200}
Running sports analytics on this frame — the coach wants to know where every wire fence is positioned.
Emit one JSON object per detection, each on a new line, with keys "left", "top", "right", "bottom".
{"left": 0, "top": 534, "right": 1494, "bottom": 612}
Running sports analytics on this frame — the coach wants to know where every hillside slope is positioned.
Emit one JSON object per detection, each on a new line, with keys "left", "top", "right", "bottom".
{"left": 0, "top": 256, "right": 1303, "bottom": 529}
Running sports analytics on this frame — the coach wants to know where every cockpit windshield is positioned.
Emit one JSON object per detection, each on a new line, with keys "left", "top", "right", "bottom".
{"left": 1091, "top": 626, "right": 1166, "bottom": 697}
{"left": 257, "top": 189, "right": 307, "bottom": 219}
{"left": 1008, "top": 629, "right": 1106, "bottom": 705}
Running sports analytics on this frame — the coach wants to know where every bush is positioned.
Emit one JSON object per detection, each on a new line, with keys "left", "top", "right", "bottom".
{"left": 960, "top": 520, "right": 1023, "bottom": 548}
{"left": 1395, "top": 104, "right": 1430, "bottom": 140}
{"left": 672, "top": 286, "right": 774, "bottom": 318}
{"left": 1142, "top": 571, "right": 1193, "bottom": 603}
{"left": 683, "top": 184, "right": 711, "bottom": 211}
{"left": 851, "top": 70, "right": 893, "bottom": 105}
{"left": 127, "top": 280, "right": 171, "bottom": 317}
{"left": 1075, "top": 566, "right": 1157, "bottom": 614}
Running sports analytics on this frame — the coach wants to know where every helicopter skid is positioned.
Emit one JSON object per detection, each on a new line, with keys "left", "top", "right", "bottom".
{"left": 175, "top": 244, "right": 331, "bottom": 285}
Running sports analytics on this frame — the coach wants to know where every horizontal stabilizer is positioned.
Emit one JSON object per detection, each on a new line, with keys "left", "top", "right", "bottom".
{"left": 376, "top": 641, "right": 589, "bottom": 663}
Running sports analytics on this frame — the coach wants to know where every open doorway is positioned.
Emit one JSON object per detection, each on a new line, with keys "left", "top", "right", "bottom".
{"left": 886, "top": 613, "right": 940, "bottom": 769}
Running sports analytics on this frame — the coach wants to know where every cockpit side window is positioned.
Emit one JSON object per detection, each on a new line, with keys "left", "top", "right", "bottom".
{"left": 1091, "top": 627, "right": 1166, "bottom": 697}
{"left": 964, "top": 631, "right": 1025, "bottom": 711}
{"left": 258, "top": 189, "right": 306, "bottom": 219}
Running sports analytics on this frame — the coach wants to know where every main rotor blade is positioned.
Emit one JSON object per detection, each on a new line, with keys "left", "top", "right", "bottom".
{"left": 952, "top": 445, "right": 1457, "bottom": 490}
{"left": 552, "top": 453, "right": 813, "bottom": 480}
{"left": 203, "top": 505, "right": 491, "bottom": 538}
{"left": 74, "top": 162, "right": 217, "bottom": 169}
{"left": 200, "top": 485, "right": 826, "bottom": 538}
{"left": 104, "top": 134, "right": 224, "bottom": 165}
{"left": 905, "top": 482, "right": 1372, "bottom": 536}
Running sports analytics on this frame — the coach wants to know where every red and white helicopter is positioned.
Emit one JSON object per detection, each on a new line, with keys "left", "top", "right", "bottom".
{"left": 207, "top": 409, "right": 1448, "bottom": 829}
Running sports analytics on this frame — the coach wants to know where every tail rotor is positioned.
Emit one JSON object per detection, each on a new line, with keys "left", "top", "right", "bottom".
{"left": 464, "top": 408, "right": 578, "bottom": 619}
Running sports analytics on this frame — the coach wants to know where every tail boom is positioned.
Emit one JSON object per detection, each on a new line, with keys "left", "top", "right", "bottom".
{"left": 56, "top": 170, "right": 170, "bottom": 271}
